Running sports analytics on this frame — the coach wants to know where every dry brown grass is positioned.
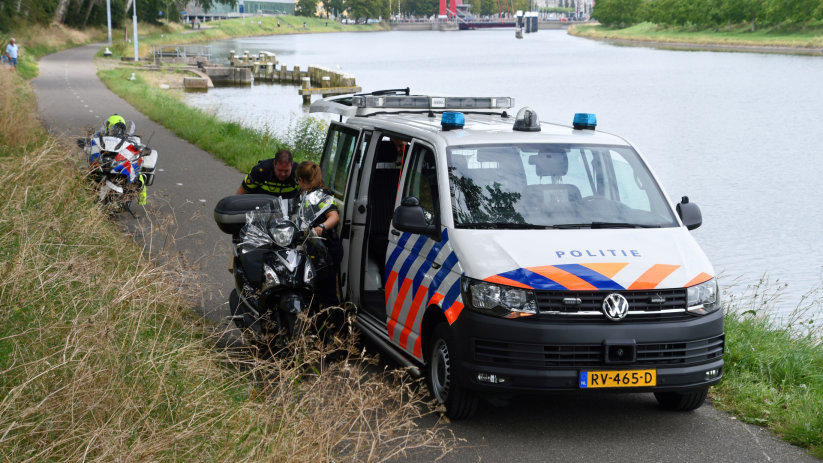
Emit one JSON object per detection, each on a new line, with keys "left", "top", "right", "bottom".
{"left": 0, "top": 51, "right": 456, "bottom": 462}
{"left": 0, "top": 69, "right": 44, "bottom": 148}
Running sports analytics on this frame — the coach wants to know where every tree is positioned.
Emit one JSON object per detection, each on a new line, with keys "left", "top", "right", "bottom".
{"left": 296, "top": 0, "right": 319, "bottom": 16}
{"left": 591, "top": 0, "right": 643, "bottom": 27}
{"left": 325, "top": 0, "right": 345, "bottom": 17}
{"left": 347, "top": 0, "right": 381, "bottom": 21}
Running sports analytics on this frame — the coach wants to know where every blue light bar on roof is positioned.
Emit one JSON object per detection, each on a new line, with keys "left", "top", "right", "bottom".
{"left": 573, "top": 113, "right": 597, "bottom": 130}
{"left": 441, "top": 112, "right": 465, "bottom": 130}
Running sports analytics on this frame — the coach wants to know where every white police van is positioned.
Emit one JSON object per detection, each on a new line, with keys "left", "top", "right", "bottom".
{"left": 310, "top": 89, "right": 723, "bottom": 419}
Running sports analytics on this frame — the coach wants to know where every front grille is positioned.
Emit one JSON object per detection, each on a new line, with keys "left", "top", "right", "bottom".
{"left": 535, "top": 288, "right": 692, "bottom": 322}
{"left": 474, "top": 334, "right": 724, "bottom": 369}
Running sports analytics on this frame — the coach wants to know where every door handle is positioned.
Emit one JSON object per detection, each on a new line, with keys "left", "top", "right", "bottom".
{"left": 391, "top": 229, "right": 400, "bottom": 236}
{"left": 358, "top": 205, "right": 366, "bottom": 213}
{"left": 432, "top": 262, "right": 441, "bottom": 269}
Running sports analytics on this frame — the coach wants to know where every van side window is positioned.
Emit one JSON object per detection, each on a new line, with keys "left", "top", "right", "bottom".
{"left": 402, "top": 145, "right": 439, "bottom": 223}
{"left": 321, "top": 124, "right": 359, "bottom": 199}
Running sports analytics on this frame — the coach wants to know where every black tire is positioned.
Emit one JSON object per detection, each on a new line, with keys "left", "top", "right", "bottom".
{"left": 426, "top": 323, "right": 478, "bottom": 420}
{"left": 654, "top": 388, "right": 708, "bottom": 411}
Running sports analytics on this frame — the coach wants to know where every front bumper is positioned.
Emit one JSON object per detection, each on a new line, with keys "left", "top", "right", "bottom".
{"left": 451, "top": 308, "right": 724, "bottom": 393}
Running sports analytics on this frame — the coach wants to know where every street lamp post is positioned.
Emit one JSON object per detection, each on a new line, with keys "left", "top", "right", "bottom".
{"left": 106, "top": 0, "right": 112, "bottom": 46}
{"left": 133, "top": 0, "right": 140, "bottom": 62}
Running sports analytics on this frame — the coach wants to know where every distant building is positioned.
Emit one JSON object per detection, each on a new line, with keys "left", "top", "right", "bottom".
{"left": 184, "top": 0, "right": 295, "bottom": 19}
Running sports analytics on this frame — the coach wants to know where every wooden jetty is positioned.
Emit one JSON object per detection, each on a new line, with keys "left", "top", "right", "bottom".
{"left": 228, "top": 50, "right": 361, "bottom": 103}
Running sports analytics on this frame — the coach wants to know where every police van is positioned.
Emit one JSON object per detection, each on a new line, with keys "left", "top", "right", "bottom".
{"left": 310, "top": 89, "right": 723, "bottom": 419}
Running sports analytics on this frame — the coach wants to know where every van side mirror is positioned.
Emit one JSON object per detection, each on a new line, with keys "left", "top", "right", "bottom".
{"left": 392, "top": 197, "right": 439, "bottom": 239}
{"left": 676, "top": 196, "right": 702, "bottom": 230}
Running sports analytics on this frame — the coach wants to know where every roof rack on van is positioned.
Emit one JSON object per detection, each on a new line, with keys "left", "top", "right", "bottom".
{"left": 309, "top": 89, "right": 514, "bottom": 118}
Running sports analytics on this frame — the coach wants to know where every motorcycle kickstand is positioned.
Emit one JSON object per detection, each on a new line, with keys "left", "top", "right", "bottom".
{"left": 124, "top": 201, "right": 137, "bottom": 218}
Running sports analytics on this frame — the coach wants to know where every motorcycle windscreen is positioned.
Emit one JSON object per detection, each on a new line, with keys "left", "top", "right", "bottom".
{"left": 237, "top": 197, "right": 299, "bottom": 252}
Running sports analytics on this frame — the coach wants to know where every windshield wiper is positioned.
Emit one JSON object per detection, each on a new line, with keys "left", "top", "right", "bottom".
{"left": 551, "top": 222, "right": 662, "bottom": 229}
{"left": 456, "top": 222, "right": 548, "bottom": 230}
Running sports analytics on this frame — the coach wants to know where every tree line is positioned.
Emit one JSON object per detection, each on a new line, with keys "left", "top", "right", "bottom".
{"left": 592, "top": 0, "right": 823, "bottom": 30}
{"left": 1, "top": 0, "right": 576, "bottom": 33}
{"left": 0, "top": 0, "right": 197, "bottom": 32}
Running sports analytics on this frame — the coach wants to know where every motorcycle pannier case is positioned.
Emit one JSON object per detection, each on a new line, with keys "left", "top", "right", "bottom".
{"left": 214, "top": 194, "right": 277, "bottom": 234}
{"left": 141, "top": 149, "right": 159, "bottom": 186}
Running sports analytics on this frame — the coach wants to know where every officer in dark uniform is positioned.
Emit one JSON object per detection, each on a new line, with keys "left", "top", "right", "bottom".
{"left": 236, "top": 149, "right": 300, "bottom": 198}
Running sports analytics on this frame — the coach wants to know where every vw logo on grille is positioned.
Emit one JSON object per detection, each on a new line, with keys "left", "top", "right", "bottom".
{"left": 602, "top": 293, "right": 629, "bottom": 321}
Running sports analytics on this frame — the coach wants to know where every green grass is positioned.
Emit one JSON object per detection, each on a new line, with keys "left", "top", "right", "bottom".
{"left": 570, "top": 22, "right": 823, "bottom": 50}
{"left": 97, "top": 68, "right": 326, "bottom": 172}
{"left": 712, "top": 281, "right": 823, "bottom": 458}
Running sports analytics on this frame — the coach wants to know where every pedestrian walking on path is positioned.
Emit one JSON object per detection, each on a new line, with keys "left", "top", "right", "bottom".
{"left": 5, "top": 38, "right": 19, "bottom": 69}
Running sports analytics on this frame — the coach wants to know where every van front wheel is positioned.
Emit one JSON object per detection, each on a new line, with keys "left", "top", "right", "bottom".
{"left": 654, "top": 388, "right": 708, "bottom": 411}
{"left": 426, "top": 323, "right": 478, "bottom": 419}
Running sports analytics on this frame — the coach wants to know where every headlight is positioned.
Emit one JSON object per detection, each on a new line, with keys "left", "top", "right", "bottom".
{"left": 465, "top": 277, "right": 537, "bottom": 318}
{"left": 262, "top": 264, "right": 280, "bottom": 292}
{"left": 269, "top": 223, "right": 296, "bottom": 247}
{"left": 303, "top": 260, "right": 315, "bottom": 283}
{"left": 687, "top": 278, "right": 720, "bottom": 315}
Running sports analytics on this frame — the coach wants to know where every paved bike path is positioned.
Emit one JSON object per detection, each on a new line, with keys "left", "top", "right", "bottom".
{"left": 32, "top": 44, "right": 239, "bottom": 335}
{"left": 31, "top": 43, "right": 821, "bottom": 463}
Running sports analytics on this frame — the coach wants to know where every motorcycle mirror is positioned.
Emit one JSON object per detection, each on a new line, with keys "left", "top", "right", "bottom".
{"left": 128, "top": 121, "right": 136, "bottom": 136}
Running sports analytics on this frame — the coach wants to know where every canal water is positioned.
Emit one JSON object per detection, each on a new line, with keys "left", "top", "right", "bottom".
{"left": 184, "top": 29, "right": 823, "bottom": 320}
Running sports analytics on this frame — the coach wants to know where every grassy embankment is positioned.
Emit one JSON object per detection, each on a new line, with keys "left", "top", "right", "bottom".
{"left": 0, "top": 65, "right": 455, "bottom": 460}
{"left": 102, "top": 53, "right": 823, "bottom": 457}
{"left": 712, "top": 284, "right": 823, "bottom": 458}
{"left": 99, "top": 67, "right": 324, "bottom": 172}
{"left": 570, "top": 22, "right": 823, "bottom": 51}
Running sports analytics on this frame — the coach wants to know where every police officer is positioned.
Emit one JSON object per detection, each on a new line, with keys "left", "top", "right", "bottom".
{"left": 236, "top": 149, "right": 299, "bottom": 198}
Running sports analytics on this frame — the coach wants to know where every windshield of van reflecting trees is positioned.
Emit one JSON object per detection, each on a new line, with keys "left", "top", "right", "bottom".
{"left": 447, "top": 144, "right": 679, "bottom": 229}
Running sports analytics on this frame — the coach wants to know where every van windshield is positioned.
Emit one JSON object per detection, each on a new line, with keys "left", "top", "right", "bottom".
{"left": 447, "top": 144, "right": 679, "bottom": 229}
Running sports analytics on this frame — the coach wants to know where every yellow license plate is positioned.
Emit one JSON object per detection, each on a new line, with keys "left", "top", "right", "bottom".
{"left": 579, "top": 369, "right": 657, "bottom": 388}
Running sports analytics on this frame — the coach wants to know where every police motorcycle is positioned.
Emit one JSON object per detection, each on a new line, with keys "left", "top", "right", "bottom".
{"left": 214, "top": 190, "right": 337, "bottom": 347}
{"left": 79, "top": 120, "right": 158, "bottom": 215}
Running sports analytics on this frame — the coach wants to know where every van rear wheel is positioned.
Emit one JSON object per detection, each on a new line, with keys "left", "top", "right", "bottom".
{"left": 654, "top": 388, "right": 708, "bottom": 411}
{"left": 426, "top": 323, "right": 478, "bottom": 420}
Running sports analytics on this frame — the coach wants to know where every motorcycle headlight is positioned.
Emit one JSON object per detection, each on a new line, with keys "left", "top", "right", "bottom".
{"left": 303, "top": 260, "right": 315, "bottom": 283}
{"left": 465, "top": 277, "right": 537, "bottom": 319}
{"left": 262, "top": 263, "right": 280, "bottom": 292}
{"left": 687, "top": 278, "right": 720, "bottom": 315}
{"left": 270, "top": 223, "right": 296, "bottom": 247}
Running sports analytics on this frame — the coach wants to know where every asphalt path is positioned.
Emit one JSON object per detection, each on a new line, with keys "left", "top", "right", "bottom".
{"left": 32, "top": 44, "right": 820, "bottom": 463}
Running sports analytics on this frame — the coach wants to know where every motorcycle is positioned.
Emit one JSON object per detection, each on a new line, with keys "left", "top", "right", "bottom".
{"left": 79, "top": 121, "right": 158, "bottom": 215}
{"left": 214, "top": 190, "right": 338, "bottom": 347}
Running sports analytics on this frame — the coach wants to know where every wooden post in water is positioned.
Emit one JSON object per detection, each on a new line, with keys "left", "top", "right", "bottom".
{"left": 243, "top": 50, "right": 250, "bottom": 63}
{"left": 301, "top": 77, "right": 311, "bottom": 105}
{"left": 266, "top": 62, "right": 274, "bottom": 78}
{"left": 229, "top": 50, "right": 236, "bottom": 64}
{"left": 293, "top": 65, "right": 301, "bottom": 83}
